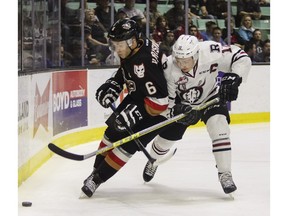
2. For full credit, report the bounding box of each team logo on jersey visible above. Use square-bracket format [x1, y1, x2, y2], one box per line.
[181, 86, 203, 104]
[134, 63, 145, 78]
[125, 80, 136, 93]
[179, 79, 205, 104]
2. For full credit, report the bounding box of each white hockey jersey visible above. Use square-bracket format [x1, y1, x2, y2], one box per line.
[163, 41, 251, 108]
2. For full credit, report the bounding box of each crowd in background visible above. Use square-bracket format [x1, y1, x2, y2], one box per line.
[19, 0, 271, 71]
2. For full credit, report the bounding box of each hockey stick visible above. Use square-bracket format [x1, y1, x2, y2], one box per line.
[48, 98, 219, 161]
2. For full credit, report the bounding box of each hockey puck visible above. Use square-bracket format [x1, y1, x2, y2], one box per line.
[22, 201, 32, 207]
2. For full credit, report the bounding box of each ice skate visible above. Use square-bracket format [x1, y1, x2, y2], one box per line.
[143, 161, 158, 182]
[83, 168, 96, 184]
[218, 171, 237, 196]
[81, 173, 103, 198]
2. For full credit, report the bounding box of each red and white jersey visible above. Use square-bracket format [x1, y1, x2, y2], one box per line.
[163, 41, 251, 108]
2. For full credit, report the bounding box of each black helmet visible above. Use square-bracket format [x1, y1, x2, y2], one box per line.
[108, 18, 140, 41]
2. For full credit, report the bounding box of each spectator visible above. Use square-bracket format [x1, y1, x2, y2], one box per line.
[84, 26, 111, 65]
[152, 16, 169, 43]
[199, 1, 214, 19]
[83, 19, 111, 66]
[46, 43, 66, 68]
[83, 9, 111, 66]
[244, 40, 257, 62]
[199, 0, 224, 19]
[221, 17, 243, 48]
[254, 39, 270, 62]
[61, 0, 87, 25]
[212, 26, 226, 45]
[211, 0, 230, 19]
[200, 20, 217, 41]
[237, 15, 255, 44]
[69, 38, 109, 66]
[117, 0, 146, 25]
[173, 12, 196, 40]
[259, 0, 270, 6]
[189, 24, 203, 41]
[61, 0, 88, 50]
[144, 0, 162, 33]
[94, 0, 117, 32]
[250, 29, 264, 55]
[131, 15, 146, 37]
[164, 0, 196, 31]
[86, 44, 103, 66]
[159, 30, 175, 56]
[85, 9, 107, 44]
[69, 39, 89, 66]
[189, 0, 200, 16]
[236, 0, 261, 27]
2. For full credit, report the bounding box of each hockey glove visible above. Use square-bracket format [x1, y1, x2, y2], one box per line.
[219, 73, 242, 102]
[171, 104, 200, 126]
[95, 78, 122, 108]
[114, 104, 144, 131]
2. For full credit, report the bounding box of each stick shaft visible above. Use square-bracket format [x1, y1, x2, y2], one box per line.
[48, 98, 219, 161]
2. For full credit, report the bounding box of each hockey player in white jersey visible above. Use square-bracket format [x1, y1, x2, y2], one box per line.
[142, 35, 251, 195]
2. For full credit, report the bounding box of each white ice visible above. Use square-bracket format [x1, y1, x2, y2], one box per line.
[18, 123, 270, 216]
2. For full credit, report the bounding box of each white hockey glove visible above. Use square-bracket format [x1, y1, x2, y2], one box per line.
[95, 78, 122, 108]
[114, 104, 144, 131]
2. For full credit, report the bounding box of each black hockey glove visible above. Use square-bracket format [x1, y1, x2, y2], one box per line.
[219, 73, 242, 102]
[114, 104, 144, 131]
[171, 104, 200, 126]
[95, 78, 122, 108]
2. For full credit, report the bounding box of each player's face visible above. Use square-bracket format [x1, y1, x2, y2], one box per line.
[175, 57, 195, 73]
[109, 39, 134, 59]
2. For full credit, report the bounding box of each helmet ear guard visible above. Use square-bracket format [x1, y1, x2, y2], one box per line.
[172, 35, 199, 59]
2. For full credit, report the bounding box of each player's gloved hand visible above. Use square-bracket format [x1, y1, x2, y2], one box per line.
[114, 104, 144, 131]
[95, 78, 122, 108]
[171, 103, 200, 126]
[219, 73, 242, 102]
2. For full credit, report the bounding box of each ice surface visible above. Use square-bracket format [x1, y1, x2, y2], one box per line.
[18, 123, 270, 216]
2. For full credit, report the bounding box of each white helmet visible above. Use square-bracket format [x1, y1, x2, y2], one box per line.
[172, 35, 199, 59]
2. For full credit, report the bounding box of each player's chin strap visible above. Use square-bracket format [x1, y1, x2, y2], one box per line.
[125, 38, 141, 58]
[48, 98, 219, 162]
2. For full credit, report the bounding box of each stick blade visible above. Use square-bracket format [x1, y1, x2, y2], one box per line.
[48, 143, 84, 161]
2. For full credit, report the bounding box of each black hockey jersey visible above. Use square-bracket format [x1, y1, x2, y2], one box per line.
[112, 38, 169, 112]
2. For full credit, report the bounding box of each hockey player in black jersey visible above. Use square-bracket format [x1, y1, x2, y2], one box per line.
[142, 35, 252, 196]
[81, 18, 170, 197]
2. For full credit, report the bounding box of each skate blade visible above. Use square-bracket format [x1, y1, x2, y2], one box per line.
[79, 191, 89, 199]
[228, 192, 235, 200]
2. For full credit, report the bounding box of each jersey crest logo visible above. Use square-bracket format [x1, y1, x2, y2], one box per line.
[181, 86, 203, 104]
[179, 79, 206, 104]
[134, 63, 145, 78]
